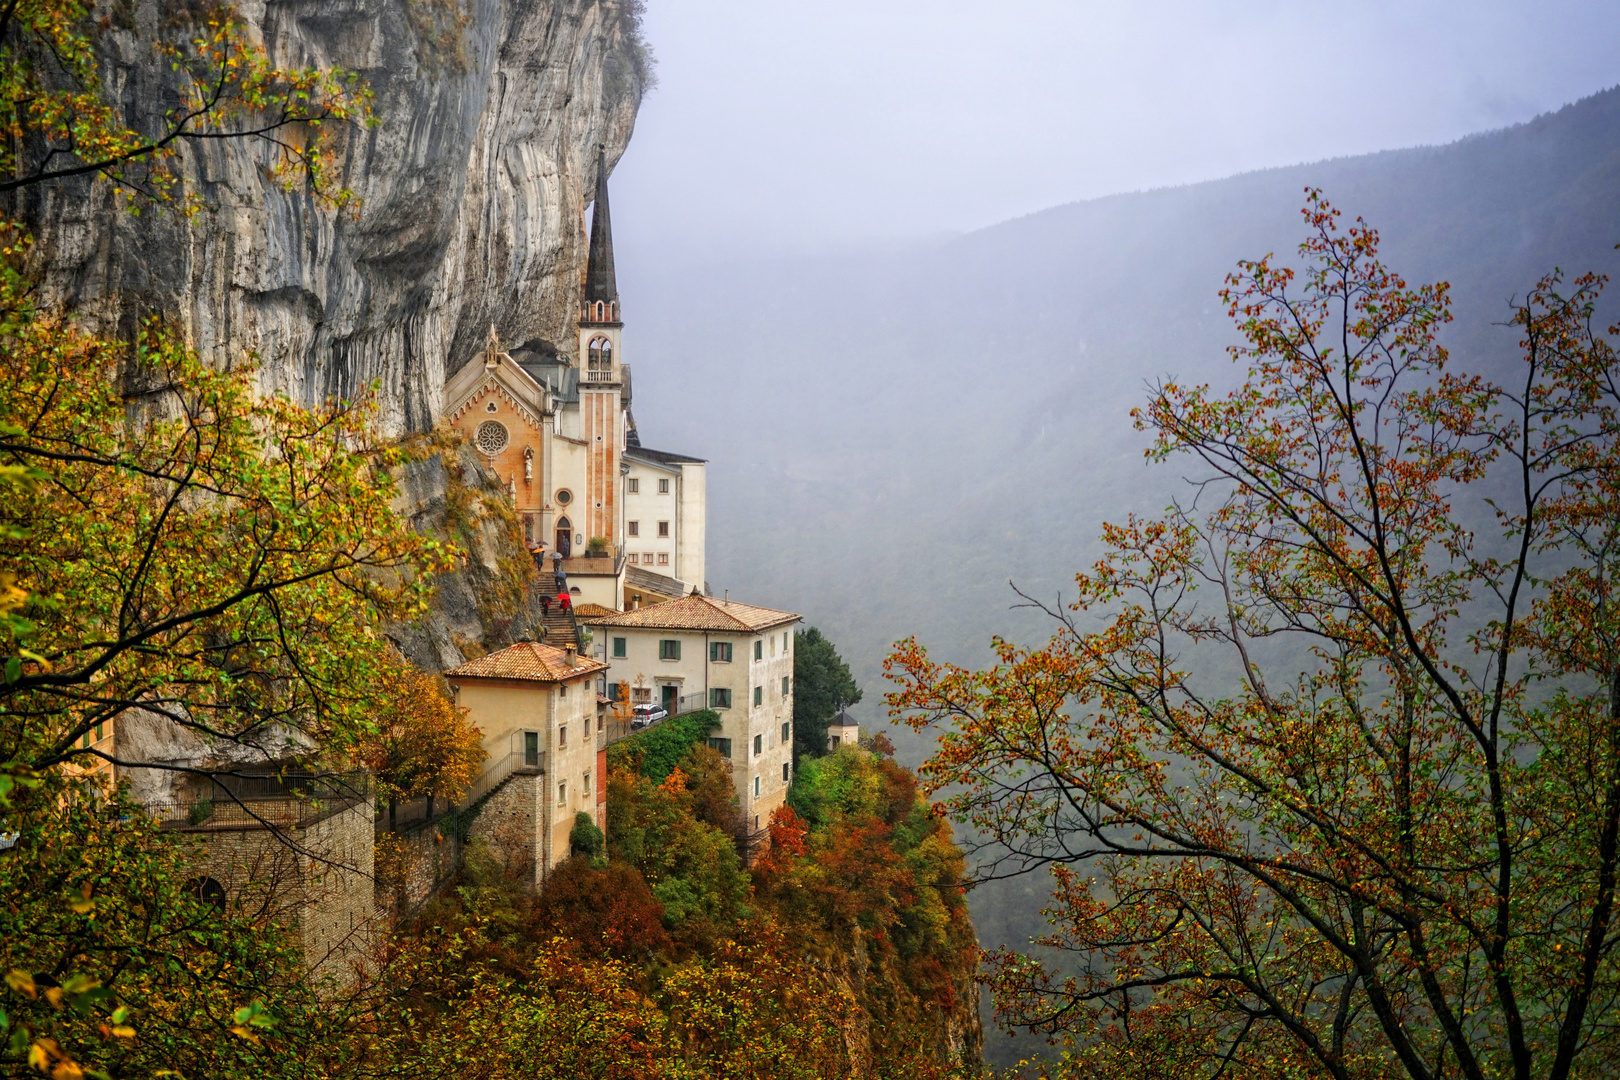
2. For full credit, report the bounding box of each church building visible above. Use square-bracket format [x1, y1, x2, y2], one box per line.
[443, 146, 707, 604]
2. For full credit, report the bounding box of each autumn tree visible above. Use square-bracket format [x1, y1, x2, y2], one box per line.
[361, 656, 484, 825]
[889, 191, 1620, 1080]
[793, 626, 862, 761]
[0, 1, 371, 206]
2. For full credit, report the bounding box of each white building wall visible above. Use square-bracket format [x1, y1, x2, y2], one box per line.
[677, 463, 706, 589]
[623, 460, 680, 573]
[597, 622, 796, 831]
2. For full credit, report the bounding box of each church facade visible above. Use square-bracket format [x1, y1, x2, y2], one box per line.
[442, 147, 707, 600]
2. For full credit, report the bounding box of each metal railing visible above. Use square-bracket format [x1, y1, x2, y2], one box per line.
[598, 717, 633, 751]
[144, 773, 370, 831]
[461, 749, 547, 809]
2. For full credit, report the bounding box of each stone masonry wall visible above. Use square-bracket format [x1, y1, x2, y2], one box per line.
[180, 799, 377, 988]
[466, 771, 548, 889]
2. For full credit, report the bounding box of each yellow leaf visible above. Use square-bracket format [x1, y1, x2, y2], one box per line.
[4, 969, 35, 999]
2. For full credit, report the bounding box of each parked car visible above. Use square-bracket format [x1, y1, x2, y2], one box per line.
[631, 703, 668, 729]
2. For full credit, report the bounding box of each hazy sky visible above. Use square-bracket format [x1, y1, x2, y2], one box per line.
[613, 0, 1620, 258]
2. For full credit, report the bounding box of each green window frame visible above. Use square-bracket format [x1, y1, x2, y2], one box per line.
[711, 641, 732, 662]
[710, 687, 732, 709]
[659, 639, 681, 661]
[612, 636, 627, 658]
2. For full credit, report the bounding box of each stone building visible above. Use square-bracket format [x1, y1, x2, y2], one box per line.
[827, 711, 861, 752]
[584, 594, 800, 839]
[444, 640, 609, 886]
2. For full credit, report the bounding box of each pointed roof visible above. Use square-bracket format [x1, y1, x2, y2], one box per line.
[584, 145, 618, 305]
[587, 593, 800, 634]
[445, 641, 606, 683]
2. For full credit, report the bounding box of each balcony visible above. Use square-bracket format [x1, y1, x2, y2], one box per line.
[145, 772, 370, 832]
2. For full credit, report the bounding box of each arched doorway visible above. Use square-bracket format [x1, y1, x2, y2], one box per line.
[555, 517, 572, 557]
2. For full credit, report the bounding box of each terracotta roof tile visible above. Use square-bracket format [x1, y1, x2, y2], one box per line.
[587, 593, 800, 634]
[445, 641, 606, 683]
[572, 602, 617, 619]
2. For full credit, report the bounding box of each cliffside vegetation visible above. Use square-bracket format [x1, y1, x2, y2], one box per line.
[360, 709, 981, 1079]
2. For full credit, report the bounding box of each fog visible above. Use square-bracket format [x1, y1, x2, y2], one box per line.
[616, 0, 1620, 258]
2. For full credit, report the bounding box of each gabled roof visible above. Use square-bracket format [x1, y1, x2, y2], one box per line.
[444, 343, 552, 427]
[445, 641, 606, 683]
[588, 593, 800, 634]
[572, 602, 617, 619]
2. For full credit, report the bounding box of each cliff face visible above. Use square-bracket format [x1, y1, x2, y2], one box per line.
[20, 0, 646, 437]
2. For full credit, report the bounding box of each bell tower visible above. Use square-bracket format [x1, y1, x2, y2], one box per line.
[578, 144, 624, 549]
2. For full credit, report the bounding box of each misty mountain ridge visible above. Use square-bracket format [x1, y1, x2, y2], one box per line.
[622, 83, 1620, 703]
[615, 83, 1620, 1066]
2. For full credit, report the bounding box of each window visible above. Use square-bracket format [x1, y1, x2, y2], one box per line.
[524, 731, 539, 766]
[658, 478, 670, 494]
[754, 640, 763, 661]
[782, 722, 790, 743]
[583, 771, 592, 797]
[782, 762, 790, 783]
[754, 776, 761, 797]
[474, 420, 509, 455]
[708, 737, 732, 758]
[711, 641, 733, 662]
[555, 489, 573, 505]
[784, 632, 791, 651]
[628, 520, 640, 536]
[559, 725, 567, 748]
[558, 782, 567, 805]
[559, 683, 567, 698]
[659, 639, 681, 661]
[588, 336, 613, 378]
[753, 734, 763, 756]
[658, 521, 670, 537]
[781, 676, 790, 696]
[658, 553, 669, 565]
[753, 686, 763, 707]
[632, 686, 652, 704]
[628, 478, 639, 493]
[613, 637, 627, 659]
[710, 688, 732, 709]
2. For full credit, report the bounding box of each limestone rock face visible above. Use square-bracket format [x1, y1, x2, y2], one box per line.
[19, 0, 645, 438]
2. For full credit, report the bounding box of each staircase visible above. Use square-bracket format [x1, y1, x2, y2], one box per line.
[538, 601, 580, 650]
[533, 553, 580, 649]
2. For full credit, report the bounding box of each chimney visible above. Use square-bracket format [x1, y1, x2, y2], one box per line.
[565, 644, 578, 666]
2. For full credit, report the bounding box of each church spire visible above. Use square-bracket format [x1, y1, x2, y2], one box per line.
[583, 144, 618, 314]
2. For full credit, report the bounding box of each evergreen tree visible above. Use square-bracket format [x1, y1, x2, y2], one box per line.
[791, 627, 861, 761]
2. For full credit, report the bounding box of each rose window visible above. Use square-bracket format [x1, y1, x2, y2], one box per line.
[475, 420, 509, 455]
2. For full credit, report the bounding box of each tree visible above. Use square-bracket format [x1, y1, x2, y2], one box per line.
[0, 782, 356, 1080]
[0, 2, 371, 206]
[360, 656, 485, 825]
[0, 286, 451, 784]
[888, 191, 1620, 1080]
[793, 626, 862, 761]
